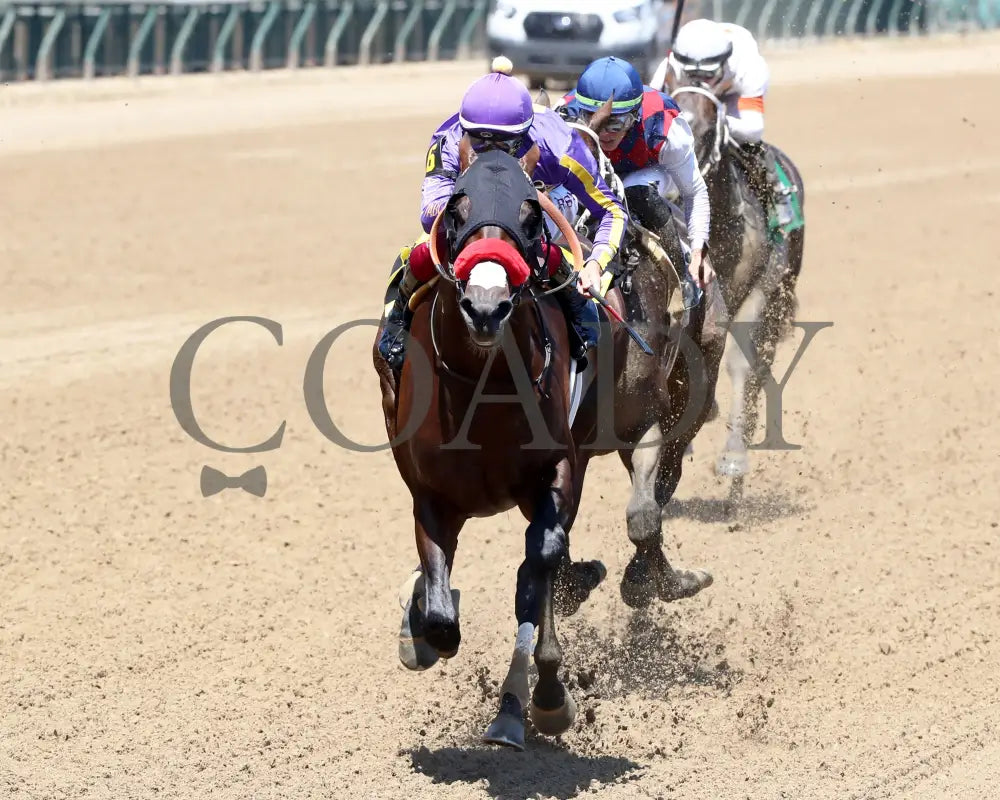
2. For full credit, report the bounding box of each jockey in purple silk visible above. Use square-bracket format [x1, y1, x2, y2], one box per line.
[377, 60, 629, 372]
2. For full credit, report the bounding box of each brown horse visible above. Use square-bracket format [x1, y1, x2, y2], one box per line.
[668, 81, 806, 504]
[541, 92, 719, 609]
[373, 147, 608, 750]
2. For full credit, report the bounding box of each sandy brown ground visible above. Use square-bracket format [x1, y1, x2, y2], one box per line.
[2, 34, 1000, 800]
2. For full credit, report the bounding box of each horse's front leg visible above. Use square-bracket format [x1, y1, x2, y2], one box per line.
[619, 425, 713, 608]
[528, 458, 577, 736]
[482, 559, 540, 750]
[408, 495, 464, 660]
[718, 287, 766, 493]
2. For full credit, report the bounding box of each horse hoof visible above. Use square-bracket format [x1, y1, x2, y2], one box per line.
[483, 694, 526, 751]
[555, 559, 607, 616]
[424, 608, 461, 659]
[397, 567, 423, 610]
[716, 450, 749, 478]
[620, 559, 656, 609]
[530, 690, 577, 736]
[659, 568, 714, 603]
[398, 597, 440, 672]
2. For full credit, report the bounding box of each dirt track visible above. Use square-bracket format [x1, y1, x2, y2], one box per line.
[3, 34, 1000, 800]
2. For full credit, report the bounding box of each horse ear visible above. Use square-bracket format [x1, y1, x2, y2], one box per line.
[534, 88, 551, 108]
[454, 194, 472, 224]
[458, 136, 475, 173]
[665, 68, 678, 94]
[518, 199, 543, 241]
[589, 94, 615, 135]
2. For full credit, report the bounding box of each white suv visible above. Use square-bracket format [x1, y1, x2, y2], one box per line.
[486, 0, 672, 88]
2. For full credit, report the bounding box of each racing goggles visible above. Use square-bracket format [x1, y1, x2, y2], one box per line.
[673, 47, 732, 85]
[465, 129, 525, 155]
[578, 109, 638, 134]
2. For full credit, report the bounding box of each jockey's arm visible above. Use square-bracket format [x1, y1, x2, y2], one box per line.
[556, 138, 628, 272]
[419, 132, 460, 232]
[725, 53, 769, 144]
[657, 116, 710, 252]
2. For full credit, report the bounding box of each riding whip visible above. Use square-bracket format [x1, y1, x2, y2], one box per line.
[669, 0, 687, 50]
[580, 276, 655, 356]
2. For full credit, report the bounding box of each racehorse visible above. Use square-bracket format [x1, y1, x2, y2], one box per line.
[373, 147, 609, 750]
[539, 91, 719, 610]
[668, 81, 806, 504]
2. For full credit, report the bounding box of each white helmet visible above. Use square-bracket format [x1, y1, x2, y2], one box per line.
[671, 19, 733, 83]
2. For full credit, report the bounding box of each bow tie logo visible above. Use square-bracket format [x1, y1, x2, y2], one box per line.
[200, 465, 268, 498]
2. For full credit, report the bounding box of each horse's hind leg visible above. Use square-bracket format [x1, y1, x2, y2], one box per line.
[527, 461, 577, 737]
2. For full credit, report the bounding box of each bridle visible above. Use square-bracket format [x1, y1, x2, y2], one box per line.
[671, 84, 730, 177]
[420, 182, 585, 393]
[564, 119, 632, 251]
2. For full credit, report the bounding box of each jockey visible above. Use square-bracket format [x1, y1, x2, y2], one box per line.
[377, 59, 629, 372]
[560, 56, 713, 291]
[649, 19, 794, 227]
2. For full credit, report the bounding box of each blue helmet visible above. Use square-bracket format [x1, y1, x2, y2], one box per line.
[570, 56, 644, 116]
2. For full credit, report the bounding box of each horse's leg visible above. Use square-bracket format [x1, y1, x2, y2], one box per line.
[482, 559, 539, 751]
[528, 459, 577, 736]
[397, 566, 444, 671]
[620, 425, 714, 607]
[717, 287, 766, 486]
[552, 451, 606, 617]
[412, 495, 464, 659]
[739, 259, 799, 474]
[619, 424, 664, 608]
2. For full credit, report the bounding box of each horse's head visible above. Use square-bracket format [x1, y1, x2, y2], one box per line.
[671, 83, 727, 175]
[442, 149, 546, 349]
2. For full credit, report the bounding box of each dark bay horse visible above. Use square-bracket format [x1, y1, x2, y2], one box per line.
[373, 148, 608, 750]
[669, 82, 806, 504]
[540, 92, 718, 609]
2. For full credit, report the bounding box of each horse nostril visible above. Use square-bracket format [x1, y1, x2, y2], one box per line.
[460, 296, 477, 318]
[494, 300, 514, 322]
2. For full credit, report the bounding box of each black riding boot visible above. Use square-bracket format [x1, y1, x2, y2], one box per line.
[550, 259, 600, 368]
[624, 183, 686, 268]
[377, 260, 422, 370]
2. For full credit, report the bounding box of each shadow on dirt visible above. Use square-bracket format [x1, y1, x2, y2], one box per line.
[407, 742, 641, 799]
[664, 488, 810, 526]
